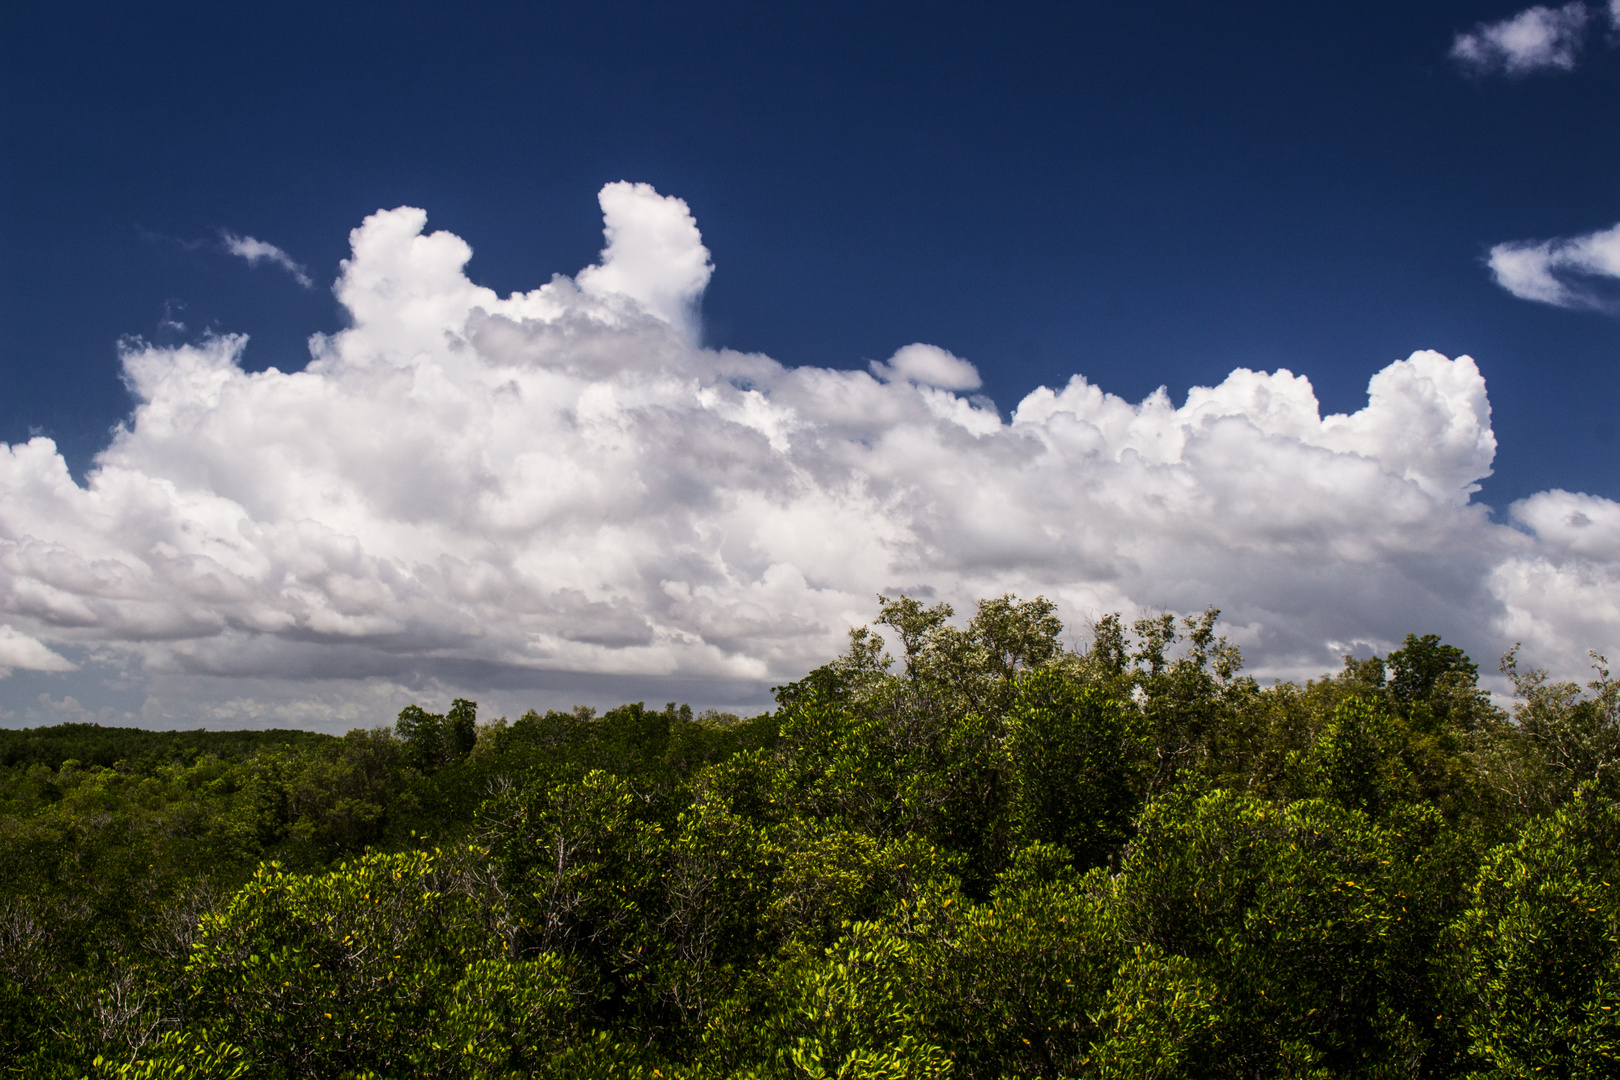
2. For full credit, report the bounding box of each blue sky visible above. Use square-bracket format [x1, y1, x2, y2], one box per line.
[2, 2, 1618, 726]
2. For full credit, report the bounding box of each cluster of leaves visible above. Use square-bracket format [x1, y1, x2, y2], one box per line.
[2, 595, 1618, 1078]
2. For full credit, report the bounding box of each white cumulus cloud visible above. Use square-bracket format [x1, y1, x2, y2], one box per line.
[1487, 220, 1620, 309]
[222, 232, 314, 288]
[1452, 3, 1591, 75]
[2, 181, 1618, 726]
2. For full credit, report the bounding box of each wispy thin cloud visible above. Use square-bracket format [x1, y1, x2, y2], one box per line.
[221, 232, 314, 288]
[1451, 3, 1592, 75]
[1488, 220, 1620, 310]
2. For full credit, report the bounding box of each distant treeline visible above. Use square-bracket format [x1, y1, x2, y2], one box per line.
[0, 596, 1616, 1078]
[0, 724, 333, 772]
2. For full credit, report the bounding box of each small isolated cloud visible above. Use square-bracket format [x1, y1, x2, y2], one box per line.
[222, 232, 314, 288]
[870, 343, 982, 390]
[1487, 220, 1620, 309]
[2, 181, 1618, 725]
[1452, 3, 1591, 75]
[0, 625, 76, 678]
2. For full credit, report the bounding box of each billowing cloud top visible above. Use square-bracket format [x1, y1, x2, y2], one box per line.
[576, 181, 713, 336]
[2, 182, 1617, 725]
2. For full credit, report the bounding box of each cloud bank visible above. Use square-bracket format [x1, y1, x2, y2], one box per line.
[3, 183, 1618, 727]
[1488, 219, 1620, 309]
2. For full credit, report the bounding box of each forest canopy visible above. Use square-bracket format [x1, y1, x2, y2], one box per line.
[1, 596, 1617, 1079]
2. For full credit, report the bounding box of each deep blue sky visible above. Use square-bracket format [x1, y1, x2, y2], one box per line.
[3, 0, 1616, 506]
